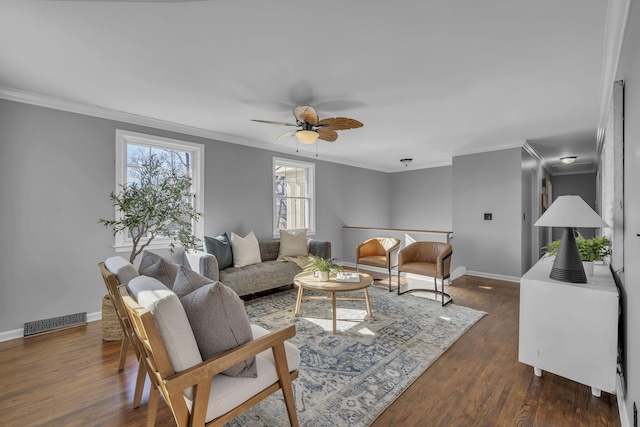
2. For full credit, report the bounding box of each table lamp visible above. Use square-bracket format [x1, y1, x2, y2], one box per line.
[534, 195, 609, 283]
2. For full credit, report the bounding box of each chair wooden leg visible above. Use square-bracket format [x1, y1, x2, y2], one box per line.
[133, 356, 147, 408]
[273, 343, 299, 427]
[146, 385, 159, 427]
[388, 267, 393, 292]
[118, 335, 130, 371]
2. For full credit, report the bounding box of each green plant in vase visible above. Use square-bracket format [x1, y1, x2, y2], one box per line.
[303, 255, 344, 281]
[542, 232, 611, 276]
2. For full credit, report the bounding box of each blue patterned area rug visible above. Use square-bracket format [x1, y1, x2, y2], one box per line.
[228, 286, 486, 427]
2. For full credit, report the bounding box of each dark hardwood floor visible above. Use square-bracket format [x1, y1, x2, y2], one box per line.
[0, 273, 620, 427]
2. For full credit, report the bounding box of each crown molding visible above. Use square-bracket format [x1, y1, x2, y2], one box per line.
[0, 86, 541, 174]
[450, 141, 524, 158]
[522, 141, 554, 176]
[596, 0, 632, 145]
[0, 86, 386, 171]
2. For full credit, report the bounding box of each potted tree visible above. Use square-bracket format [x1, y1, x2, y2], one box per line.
[542, 233, 612, 276]
[303, 255, 344, 281]
[98, 154, 202, 340]
[99, 154, 202, 263]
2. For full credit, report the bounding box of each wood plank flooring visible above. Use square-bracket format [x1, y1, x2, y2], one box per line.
[0, 274, 620, 427]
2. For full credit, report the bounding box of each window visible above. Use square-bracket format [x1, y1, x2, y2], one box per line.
[114, 130, 204, 251]
[273, 157, 315, 237]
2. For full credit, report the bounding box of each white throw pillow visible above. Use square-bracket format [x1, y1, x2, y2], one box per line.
[230, 231, 261, 268]
[278, 229, 309, 257]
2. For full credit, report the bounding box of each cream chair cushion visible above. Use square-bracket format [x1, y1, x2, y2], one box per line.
[104, 256, 139, 285]
[127, 275, 203, 374]
[183, 324, 300, 423]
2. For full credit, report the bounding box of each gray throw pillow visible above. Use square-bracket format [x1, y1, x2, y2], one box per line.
[204, 233, 233, 270]
[180, 283, 257, 378]
[138, 251, 179, 289]
[173, 265, 214, 298]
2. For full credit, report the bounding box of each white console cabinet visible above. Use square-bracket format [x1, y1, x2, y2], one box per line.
[518, 256, 619, 397]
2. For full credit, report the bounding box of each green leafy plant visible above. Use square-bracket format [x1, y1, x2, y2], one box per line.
[99, 155, 202, 263]
[303, 255, 344, 274]
[542, 233, 612, 262]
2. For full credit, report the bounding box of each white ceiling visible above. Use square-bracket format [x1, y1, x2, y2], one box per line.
[0, 0, 608, 172]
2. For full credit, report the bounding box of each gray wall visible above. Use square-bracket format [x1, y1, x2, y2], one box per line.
[614, 1, 640, 424]
[0, 98, 542, 336]
[550, 172, 597, 239]
[389, 166, 452, 231]
[0, 99, 388, 333]
[452, 148, 523, 278]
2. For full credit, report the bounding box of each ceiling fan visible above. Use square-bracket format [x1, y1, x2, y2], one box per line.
[251, 106, 363, 144]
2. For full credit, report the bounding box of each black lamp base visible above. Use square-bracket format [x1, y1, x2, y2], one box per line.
[549, 227, 587, 283]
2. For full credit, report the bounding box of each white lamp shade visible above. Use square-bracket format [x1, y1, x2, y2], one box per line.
[296, 130, 319, 144]
[534, 195, 609, 228]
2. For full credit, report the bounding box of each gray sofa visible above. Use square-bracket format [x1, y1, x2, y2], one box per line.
[184, 239, 331, 297]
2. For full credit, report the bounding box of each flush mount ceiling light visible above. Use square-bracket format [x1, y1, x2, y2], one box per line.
[560, 156, 577, 164]
[400, 158, 413, 167]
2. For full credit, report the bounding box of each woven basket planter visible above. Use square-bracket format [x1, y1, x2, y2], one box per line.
[101, 294, 123, 341]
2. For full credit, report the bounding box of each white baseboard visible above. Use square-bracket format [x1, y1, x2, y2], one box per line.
[465, 270, 520, 283]
[0, 329, 23, 342]
[340, 263, 515, 284]
[0, 311, 102, 343]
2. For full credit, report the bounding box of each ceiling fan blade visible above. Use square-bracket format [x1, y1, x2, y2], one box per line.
[293, 106, 318, 125]
[251, 119, 298, 126]
[317, 128, 338, 142]
[316, 117, 364, 131]
[277, 130, 298, 139]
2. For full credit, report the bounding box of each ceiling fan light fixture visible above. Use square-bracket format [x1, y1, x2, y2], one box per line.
[560, 156, 577, 164]
[296, 130, 319, 144]
[400, 158, 413, 167]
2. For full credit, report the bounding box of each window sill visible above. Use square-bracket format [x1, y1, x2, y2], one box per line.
[271, 230, 316, 239]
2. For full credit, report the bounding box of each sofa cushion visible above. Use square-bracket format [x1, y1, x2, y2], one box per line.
[172, 265, 214, 298]
[278, 229, 309, 257]
[219, 260, 302, 297]
[203, 233, 233, 270]
[104, 256, 139, 285]
[184, 324, 300, 423]
[230, 231, 261, 268]
[138, 251, 179, 289]
[180, 282, 257, 378]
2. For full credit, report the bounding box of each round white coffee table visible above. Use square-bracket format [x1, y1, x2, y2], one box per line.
[293, 271, 374, 334]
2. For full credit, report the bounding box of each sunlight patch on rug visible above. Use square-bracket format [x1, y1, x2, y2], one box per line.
[227, 286, 486, 427]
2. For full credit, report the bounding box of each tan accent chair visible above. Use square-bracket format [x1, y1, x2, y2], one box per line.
[98, 262, 147, 409]
[397, 241, 453, 306]
[356, 237, 401, 291]
[119, 286, 300, 427]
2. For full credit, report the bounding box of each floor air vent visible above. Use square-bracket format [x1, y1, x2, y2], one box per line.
[24, 312, 87, 336]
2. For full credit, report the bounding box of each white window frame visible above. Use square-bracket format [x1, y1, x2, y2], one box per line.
[114, 129, 204, 252]
[272, 157, 316, 238]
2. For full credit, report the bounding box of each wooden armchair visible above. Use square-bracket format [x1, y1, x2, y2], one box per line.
[98, 261, 147, 408]
[120, 286, 300, 426]
[356, 237, 401, 291]
[397, 241, 453, 306]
